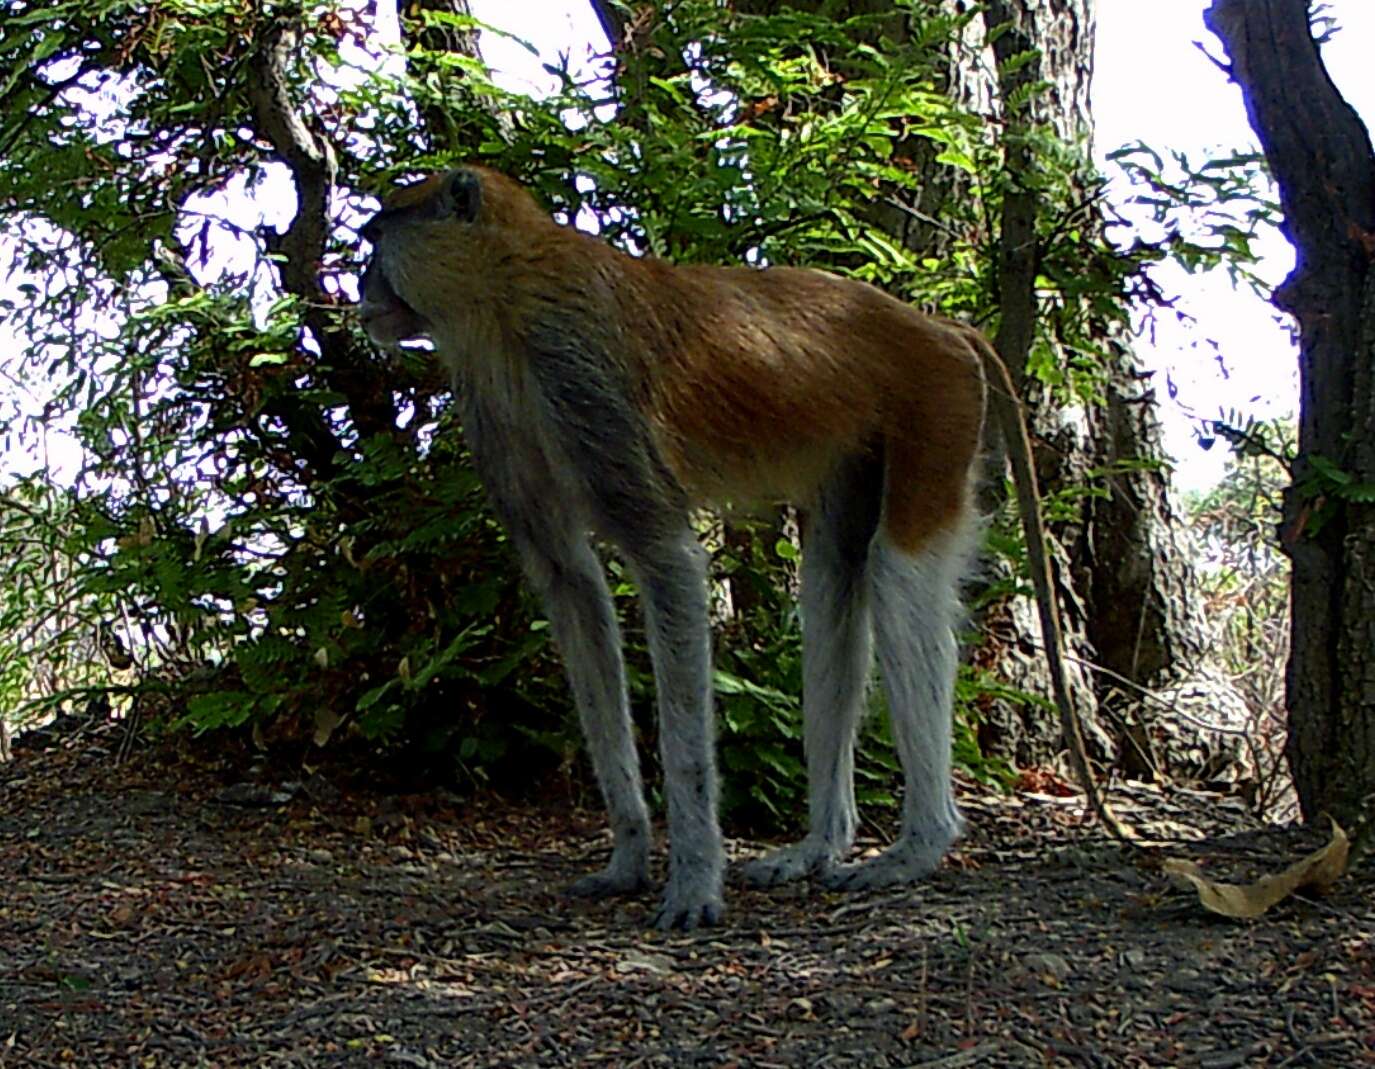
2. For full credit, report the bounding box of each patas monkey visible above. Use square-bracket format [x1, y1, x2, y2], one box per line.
[359, 166, 1083, 930]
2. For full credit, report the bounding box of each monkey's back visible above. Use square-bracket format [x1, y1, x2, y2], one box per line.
[606, 255, 985, 545]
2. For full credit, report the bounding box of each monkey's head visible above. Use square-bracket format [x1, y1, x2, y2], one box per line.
[357, 166, 549, 347]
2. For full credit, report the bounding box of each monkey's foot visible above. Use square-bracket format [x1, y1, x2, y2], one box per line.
[822, 833, 952, 891]
[737, 838, 840, 888]
[650, 879, 725, 931]
[567, 850, 651, 899]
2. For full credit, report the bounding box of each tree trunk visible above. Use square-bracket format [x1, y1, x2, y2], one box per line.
[974, 0, 1231, 772]
[969, 0, 1100, 765]
[1206, 0, 1375, 826]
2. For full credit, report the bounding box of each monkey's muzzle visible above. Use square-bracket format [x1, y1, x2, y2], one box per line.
[359, 263, 431, 345]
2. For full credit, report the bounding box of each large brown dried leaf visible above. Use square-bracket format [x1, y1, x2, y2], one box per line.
[1164, 818, 1349, 920]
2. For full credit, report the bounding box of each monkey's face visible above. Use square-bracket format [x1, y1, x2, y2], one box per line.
[357, 170, 485, 347]
[358, 259, 429, 345]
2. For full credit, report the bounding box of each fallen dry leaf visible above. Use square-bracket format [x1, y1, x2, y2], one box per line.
[1164, 817, 1350, 919]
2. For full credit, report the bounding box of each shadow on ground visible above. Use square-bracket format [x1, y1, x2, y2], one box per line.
[2, 731, 1372, 1067]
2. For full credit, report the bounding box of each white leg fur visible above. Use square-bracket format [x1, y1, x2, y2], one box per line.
[740, 491, 875, 886]
[826, 529, 968, 889]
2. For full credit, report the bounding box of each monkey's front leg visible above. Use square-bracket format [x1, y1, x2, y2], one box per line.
[633, 536, 725, 930]
[464, 414, 653, 900]
[508, 527, 654, 897]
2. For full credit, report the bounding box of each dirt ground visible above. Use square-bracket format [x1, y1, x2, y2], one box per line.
[2, 727, 1372, 1068]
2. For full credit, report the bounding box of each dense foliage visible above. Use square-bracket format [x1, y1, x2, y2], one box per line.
[0, 0, 1163, 824]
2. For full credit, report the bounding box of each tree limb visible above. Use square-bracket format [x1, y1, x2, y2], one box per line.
[248, 22, 336, 301]
[248, 18, 399, 441]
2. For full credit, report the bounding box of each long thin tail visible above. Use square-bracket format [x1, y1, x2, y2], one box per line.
[971, 329, 1136, 844]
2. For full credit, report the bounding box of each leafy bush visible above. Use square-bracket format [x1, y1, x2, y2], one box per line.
[0, 0, 1119, 824]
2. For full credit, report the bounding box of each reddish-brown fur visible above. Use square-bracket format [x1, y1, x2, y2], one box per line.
[360, 166, 1117, 927]
[380, 167, 986, 554]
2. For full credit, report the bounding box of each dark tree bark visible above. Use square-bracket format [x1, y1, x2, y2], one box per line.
[588, 0, 625, 47]
[1206, 0, 1375, 826]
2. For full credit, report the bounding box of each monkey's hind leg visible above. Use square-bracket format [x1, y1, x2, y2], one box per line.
[513, 528, 653, 899]
[825, 529, 968, 890]
[740, 455, 882, 888]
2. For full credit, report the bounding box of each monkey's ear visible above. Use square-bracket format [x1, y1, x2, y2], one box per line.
[442, 170, 482, 224]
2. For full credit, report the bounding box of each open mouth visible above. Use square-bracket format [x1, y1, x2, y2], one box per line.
[359, 261, 431, 344]
[360, 296, 430, 344]
[363, 302, 426, 339]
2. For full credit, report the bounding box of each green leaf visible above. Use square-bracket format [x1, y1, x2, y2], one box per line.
[1309, 454, 1353, 485]
[356, 679, 397, 713]
[186, 691, 256, 730]
[935, 147, 976, 174]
